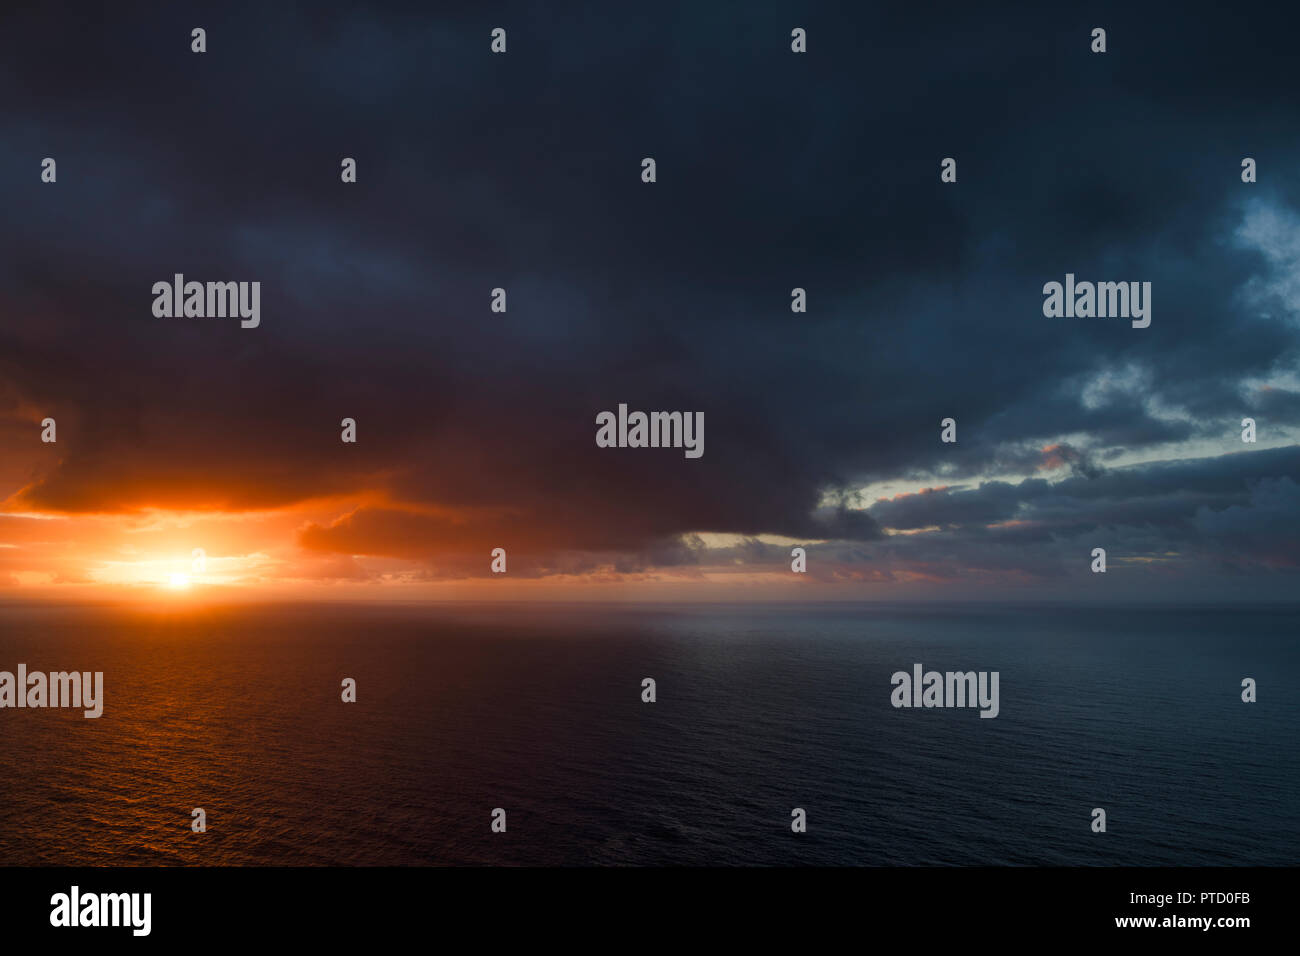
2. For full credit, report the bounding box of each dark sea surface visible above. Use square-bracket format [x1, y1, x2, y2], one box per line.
[0, 601, 1295, 866]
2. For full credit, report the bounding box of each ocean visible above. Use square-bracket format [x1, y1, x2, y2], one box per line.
[0, 601, 1295, 866]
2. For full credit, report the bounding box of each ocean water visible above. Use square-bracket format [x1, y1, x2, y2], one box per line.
[0, 601, 1295, 866]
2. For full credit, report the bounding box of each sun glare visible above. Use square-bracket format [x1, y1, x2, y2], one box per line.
[167, 573, 191, 590]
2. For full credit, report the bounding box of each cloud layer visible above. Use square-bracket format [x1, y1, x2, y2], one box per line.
[0, 1, 1297, 597]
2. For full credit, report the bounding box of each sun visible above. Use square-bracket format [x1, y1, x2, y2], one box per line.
[167, 573, 191, 590]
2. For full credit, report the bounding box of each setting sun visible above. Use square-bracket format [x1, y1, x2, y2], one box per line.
[167, 573, 191, 590]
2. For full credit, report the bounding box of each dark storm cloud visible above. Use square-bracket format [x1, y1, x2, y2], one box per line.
[792, 447, 1300, 593]
[870, 445, 1300, 537]
[0, 1, 1297, 589]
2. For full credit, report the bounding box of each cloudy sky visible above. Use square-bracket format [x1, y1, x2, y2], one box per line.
[0, 1, 1297, 601]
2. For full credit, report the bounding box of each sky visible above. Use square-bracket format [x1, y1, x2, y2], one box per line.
[0, 1, 1297, 602]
